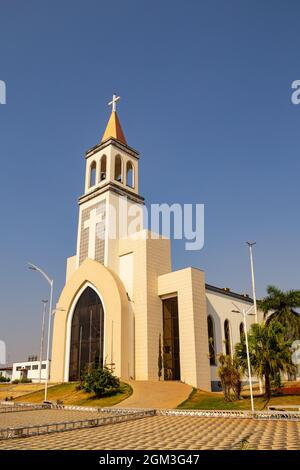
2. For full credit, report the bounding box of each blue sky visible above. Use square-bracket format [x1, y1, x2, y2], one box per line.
[0, 0, 299, 362]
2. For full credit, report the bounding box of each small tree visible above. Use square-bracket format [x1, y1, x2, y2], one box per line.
[217, 354, 241, 401]
[82, 365, 120, 398]
[158, 334, 163, 380]
[235, 322, 296, 399]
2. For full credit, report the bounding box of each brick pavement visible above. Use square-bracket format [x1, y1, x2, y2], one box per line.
[0, 414, 299, 450]
[0, 409, 113, 429]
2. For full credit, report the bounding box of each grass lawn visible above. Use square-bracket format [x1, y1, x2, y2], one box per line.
[178, 387, 300, 411]
[13, 381, 132, 407]
[0, 383, 47, 401]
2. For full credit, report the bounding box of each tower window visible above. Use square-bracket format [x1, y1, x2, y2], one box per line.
[100, 155, 107, 182]
[89, 161, 96, 187]
[126, 161, 134, 188]
[115, 155, 122, 183]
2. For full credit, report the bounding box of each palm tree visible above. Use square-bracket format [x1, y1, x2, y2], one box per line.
[235, 322, 296, 399]
[258, 285, 300, 339]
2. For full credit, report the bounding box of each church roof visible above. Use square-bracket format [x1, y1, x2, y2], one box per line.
[101, 110, 127, 145]
[205, 283, 253, 303]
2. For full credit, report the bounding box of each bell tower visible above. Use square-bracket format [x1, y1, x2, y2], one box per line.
[76, 95, 144, 273]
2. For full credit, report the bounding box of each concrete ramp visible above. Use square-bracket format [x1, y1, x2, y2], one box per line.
[116, 381, 193, 409]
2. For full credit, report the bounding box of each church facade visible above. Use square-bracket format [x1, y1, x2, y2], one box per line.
[51, 97, 256, 391]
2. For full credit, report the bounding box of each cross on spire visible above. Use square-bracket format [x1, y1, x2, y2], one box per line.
[108, 93, 120, 112]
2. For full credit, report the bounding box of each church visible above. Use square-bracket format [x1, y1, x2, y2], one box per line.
[51, 95, 256, 391]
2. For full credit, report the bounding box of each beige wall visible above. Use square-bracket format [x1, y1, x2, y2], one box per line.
[158, 268, 211, 391]
[119, 231, 172, 381]
[66, 256, 76, 281]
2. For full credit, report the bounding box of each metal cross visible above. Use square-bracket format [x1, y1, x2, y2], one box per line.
[108, 93, 120, 112]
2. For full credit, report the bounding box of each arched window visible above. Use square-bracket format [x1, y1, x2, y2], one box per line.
[239, 322, 245, 341]
[207, 315, 216, 365]
[126, 161, 134, 188]
[69, 286, 104, 381]
[114, 155, 122, 183]
[224, 319, 232, 356]
[89, 161, 96, 187]
[100, 155, 107, 182]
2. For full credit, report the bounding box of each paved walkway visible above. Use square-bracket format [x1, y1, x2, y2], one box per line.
[0, 415, 299, 450]
[115, 380, 192, 409]
[0, 409, 113, 429]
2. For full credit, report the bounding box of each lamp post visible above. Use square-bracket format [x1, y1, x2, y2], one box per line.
[246, 241, 263, 393]
[232, 302, 255, 413]
[28, 263, 53, 401]
[38, 300, 48, 383]
[246, 241, 258, 323]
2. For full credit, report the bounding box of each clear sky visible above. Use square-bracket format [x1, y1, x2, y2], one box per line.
[0, 0, 299, 363]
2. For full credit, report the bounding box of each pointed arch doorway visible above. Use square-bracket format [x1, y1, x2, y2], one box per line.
[68, 286, 104, 381]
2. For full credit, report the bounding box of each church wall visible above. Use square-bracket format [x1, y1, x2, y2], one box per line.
[205, 290, 256, 388]
[105, 191, 144, 275]
[66, 256, 76, 281]
[145, 235, 172, 380]
[76, 192, 108, 269]
[118, 232, 172, 381]
[119, 252, 134, 300]
[158, 268, 211, 391]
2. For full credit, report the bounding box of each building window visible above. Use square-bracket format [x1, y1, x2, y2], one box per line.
[239, 322, 245, 341]
[25, 365, 31, 370]
[32, 365, 39, 370]
[89, 161, 96, 187]
[41, 364, 46, 369]
[114, 155, 122, 183]
[207, 315, 216, 365]
[69, 287, 104, 382]
[16, 366, 22, 371]
[126, 161, 134, 188]
[224, 319, 232, 356]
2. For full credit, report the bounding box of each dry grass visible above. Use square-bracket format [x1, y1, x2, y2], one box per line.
[0, 383, 49, 401]
[12, 382, 132, 407]
[178, 386, 300, 410]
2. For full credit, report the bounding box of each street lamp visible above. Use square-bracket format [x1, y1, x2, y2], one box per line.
[38, 300, 48, 383]
[28, 263, 53, 402]
[246, 241, 258, 323]
[232, 302, 255, 413]
[246, 241, 263, 393]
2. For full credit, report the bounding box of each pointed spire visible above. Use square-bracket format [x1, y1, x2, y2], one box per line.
[101, 94, 127, 144]
[101, 110, 127, 144]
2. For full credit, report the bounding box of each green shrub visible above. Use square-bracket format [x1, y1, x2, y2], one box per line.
[82, 365, 120, 398]
[0, 376, 10, 383]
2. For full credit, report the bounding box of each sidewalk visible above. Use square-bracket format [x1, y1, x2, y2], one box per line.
[115, 380, 192, 409]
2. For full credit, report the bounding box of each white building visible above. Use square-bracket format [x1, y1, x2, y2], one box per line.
[12, 360, 50, 383]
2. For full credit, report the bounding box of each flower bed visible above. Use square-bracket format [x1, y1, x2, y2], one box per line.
[278, 387, 300, 395]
